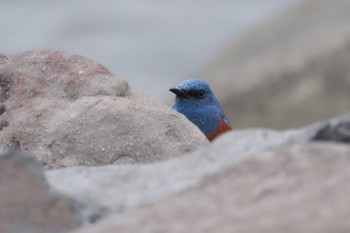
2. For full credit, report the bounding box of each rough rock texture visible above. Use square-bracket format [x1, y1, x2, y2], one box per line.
[46, 125, 315, 213]
[0, 148, 81, 233]
[312, 112, 350, 143]
[0, 50, 208, 169]
[200, 0, 350, 129]
[47, 112, 350, 216]
[71, 143, 350, 233]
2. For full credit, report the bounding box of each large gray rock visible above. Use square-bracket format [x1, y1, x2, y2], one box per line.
[71, 143, 350, 233]
[47, 112, 350, 215]
[0, 148, 81, 233]
[0, 50, 208, 169]
[46, 120, 319, 212]
[200, 0, 350, 129]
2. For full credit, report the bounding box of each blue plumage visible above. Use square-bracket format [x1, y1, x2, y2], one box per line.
[170, 79, 231, 140]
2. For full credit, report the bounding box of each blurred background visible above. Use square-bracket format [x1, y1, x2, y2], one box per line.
[2, 0, 350, 129]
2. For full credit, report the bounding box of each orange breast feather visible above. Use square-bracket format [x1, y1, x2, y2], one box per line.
[206, 119, 232, 141]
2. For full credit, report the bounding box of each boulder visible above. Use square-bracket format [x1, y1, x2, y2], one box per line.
[70, 143, 350, 233]
[0, 148, 81, 233]
[47, 111, 350, 215]
[45, 126, 312, 212]
[200, 0, 350, 129]
[0, 50, 208, 169]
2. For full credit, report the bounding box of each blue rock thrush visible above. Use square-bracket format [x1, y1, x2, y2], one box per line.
[170, 79, 232, 141]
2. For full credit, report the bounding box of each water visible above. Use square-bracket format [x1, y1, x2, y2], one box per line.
[0, 0, 301, 101]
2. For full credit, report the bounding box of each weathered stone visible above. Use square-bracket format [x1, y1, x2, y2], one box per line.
[47, 111, 350, 215]
[71, 143, 350, 233]
[46, 120, 318, 212]
[200, 0, 350, 129]
[0, 50, 208, 169]
[0, 148, 81, 233]
[312, 112, 350, 143]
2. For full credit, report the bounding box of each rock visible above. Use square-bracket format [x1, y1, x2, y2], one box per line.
[312, 112, 350, 143]
[0, 148, 81, 233]
[200, 0, 350, 129]
[47, 111, 350, 215]
[0, 50, 208, 169]
[70, 143, 350, 233]
[46, 118, 320, 212]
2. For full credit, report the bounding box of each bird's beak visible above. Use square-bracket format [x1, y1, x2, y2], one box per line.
[169, 88, 189, 98]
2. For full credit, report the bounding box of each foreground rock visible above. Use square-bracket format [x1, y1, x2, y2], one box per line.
[0, 148, 81, 233]
[46, 126, 313, 212]
[71, 143, 350, 233]
[47, 112, 350, 216]
[201, 0, 350, 128]
[0, 50, 207, 169]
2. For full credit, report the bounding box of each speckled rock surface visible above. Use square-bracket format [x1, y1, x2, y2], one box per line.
[46, 120, 319, 213]
[47, 112, 350, 218]
[71, 143, 350, 233]
[0, 50, 208, 169]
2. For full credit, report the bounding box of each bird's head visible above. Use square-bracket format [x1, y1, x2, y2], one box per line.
[169, 79, 219, 109]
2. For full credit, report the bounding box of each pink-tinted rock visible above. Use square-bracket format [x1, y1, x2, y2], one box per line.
[71, 143, 350, 233]
[0, 50, 208, 169]
[0, 148, 81, 233]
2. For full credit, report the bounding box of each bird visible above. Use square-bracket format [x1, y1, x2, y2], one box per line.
[169, 79, 232, 141]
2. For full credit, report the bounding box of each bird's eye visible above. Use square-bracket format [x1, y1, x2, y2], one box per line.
[197, 90, 205, 99]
